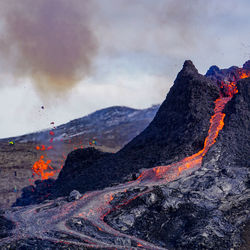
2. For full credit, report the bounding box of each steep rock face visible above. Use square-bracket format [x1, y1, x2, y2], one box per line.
[243, 60, 250, 70]
[104, 78, 250, 249]
[53, 60, 220, 196]
[55, 148, 111, 195]
[119, 60, 219, 163]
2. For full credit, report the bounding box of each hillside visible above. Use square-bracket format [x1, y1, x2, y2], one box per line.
[0, 105, 159, 208]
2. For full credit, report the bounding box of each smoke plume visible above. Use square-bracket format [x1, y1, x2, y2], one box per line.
[0, 0, 98, 95]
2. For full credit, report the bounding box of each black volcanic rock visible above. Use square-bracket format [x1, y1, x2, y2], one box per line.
[56, 148, 111, 195]
[58, 148, 109, 183]
[206, 64, 239, 83]
[52, 60, 220, 197]
[0, 238, 92, 249]
[0, 215, 15, 239]
[243, 60, 250, 70]
[206, 65, 220, 76]
[0, 104, 160, 209]
[104, 77, 250, 249]
[206, 63, 250, 87]
[13, 179, 55, 206]
[14, 148, 110, 206]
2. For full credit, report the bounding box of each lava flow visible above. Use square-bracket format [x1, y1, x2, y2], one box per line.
[32, 155, 55, 180]
[31, 127, 56, 181]
[31, 126, 86, 182]
[2, 74, 246, 249]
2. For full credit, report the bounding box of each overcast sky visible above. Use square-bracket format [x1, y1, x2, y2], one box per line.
[0, 0, 250, 138]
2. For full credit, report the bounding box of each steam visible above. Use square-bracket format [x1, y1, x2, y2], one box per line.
[0, 0, 217, 98]
[93, 0, 211, 57]
[0, 0, 98, 95]
[157, 0, 207, 43]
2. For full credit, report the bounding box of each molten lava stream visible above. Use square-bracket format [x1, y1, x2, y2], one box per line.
[68, 93, 232, 248]
[136, 96, 232, 185]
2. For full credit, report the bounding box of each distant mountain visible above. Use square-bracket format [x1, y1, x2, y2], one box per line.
[2, 105, 160, 149]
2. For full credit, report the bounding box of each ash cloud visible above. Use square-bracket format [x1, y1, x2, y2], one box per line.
[95, 0, 211, 56]
[0, 0, 98, 96]
[157, 0, 208, 42]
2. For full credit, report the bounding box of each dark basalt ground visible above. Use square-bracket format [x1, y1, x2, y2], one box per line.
[0, 238, 92, 250]
[104, 77, 250, 249]
[0, 215, 15, 239]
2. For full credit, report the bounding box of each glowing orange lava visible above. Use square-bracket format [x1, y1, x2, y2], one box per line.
[136, 72, 248, 184]
[238, 69, 250, 79]
[32, 155, 55, 180]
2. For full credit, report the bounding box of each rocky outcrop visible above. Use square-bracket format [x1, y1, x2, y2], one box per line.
[243, 60, 250, 70]
[68, 190, 82, 202]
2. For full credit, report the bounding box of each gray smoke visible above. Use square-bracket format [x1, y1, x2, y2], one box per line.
[0, 0, 98, 96]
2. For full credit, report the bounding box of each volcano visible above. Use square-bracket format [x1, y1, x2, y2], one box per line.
[1, 60, 249, 249]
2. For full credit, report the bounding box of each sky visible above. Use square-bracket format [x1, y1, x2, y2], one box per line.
[0, 0, 250, 138]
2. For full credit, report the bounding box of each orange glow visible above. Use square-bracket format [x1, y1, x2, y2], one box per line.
[136, 77, 239, 184]
[220, 81, 238, 97]
[238, 70, 250, 79]
[49, 131, 55, 136]
[32, 155, 55, 180]
[32, 126, 57, 180]
[109, 194, 114, 201]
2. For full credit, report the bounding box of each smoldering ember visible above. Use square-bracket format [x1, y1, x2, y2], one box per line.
[0, 59, 249, 249]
